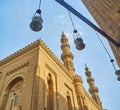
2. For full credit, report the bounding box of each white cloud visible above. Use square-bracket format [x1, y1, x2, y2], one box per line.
[54, 14, 67, 24]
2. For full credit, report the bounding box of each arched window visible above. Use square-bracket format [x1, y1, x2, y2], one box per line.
[0, 77, 23, 110]
[13, 93, 18, 107]
[67, 95, 73, 110]
[47, 74, 54, 110]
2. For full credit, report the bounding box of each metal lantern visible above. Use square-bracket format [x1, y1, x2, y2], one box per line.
[74, 38, 85, 50]
[30, 9, 43, 32]
[115, 70, 120, 81]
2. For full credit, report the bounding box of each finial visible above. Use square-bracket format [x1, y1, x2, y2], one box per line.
[85, 64, 91, 77]
[62, 31, 64, 35]
[85, 63, 88, 70]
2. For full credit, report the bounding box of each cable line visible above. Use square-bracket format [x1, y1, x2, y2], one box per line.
[95, 32, 120, 81]
[38, 0, 42, 9]
[68, 11, 76, 31]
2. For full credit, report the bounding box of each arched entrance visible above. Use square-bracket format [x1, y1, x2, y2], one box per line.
[1, 77, 23, 110]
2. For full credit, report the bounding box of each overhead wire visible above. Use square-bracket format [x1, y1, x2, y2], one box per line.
[95, 31, 118, 71]
[68, 11, 76, 30]
[38, 0, 42, 9]
[67, 1, 119, 80]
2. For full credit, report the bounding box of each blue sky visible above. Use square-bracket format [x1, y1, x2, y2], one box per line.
[0, 0, 120, 109]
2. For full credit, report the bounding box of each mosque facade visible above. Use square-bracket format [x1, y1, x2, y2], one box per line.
[0, 33, 103, 110]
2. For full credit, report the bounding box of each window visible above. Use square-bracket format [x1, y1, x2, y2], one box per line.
[47, 74, 54, 110]
[1, 77, 23, 110]
[67, 96, 73, 110]
[13, 93, 18, 106]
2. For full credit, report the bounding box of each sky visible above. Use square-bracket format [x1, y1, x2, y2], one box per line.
[0, 0, 120, 110]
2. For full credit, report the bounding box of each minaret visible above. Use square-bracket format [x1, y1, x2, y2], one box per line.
[74, 74, 88, 110]
[85, 65, 102, 110]
[60, 32, 75, 73]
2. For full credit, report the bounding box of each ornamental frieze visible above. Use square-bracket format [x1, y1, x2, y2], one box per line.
[6, 62, 29, 75]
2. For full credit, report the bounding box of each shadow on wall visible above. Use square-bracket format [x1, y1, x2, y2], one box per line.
[0, 75, 79, 110]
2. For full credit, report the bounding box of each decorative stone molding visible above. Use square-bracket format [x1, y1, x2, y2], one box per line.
[40, 40, 74, 80]
[74, 74, 83, 83]
[0, 40, 41, 66]
[84, 91, 99, 108]
[0, 39, 73, 79]
[6, 62, 29, 75]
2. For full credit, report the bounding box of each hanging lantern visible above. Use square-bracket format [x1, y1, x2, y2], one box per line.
[74, 38, 85, 50]
[30, 9, 43, 32]
[73, 30, 85, 50]
[68, 10, 85, 50]
[30, 15, 43, 32]
[115, 70, 120, 81]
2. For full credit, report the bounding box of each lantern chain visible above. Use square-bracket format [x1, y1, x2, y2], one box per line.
[95, 32, 117, 71]
[33, 0, 42, 16]
[30, 0, 43, 32]
[68, 11, 85, 50]
[68, 11, 76, 31]
[68, 11, 82, 39]
[38, 0, 42, 10]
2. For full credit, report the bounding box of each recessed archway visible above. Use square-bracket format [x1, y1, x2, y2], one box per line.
[47, 74, 54, 110]
[1, 77, 23, 110]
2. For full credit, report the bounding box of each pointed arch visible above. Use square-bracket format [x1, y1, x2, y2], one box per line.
[0, 77, 23, 110]
[47, 74, 54, 110]
[66, 91, 73, 110]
